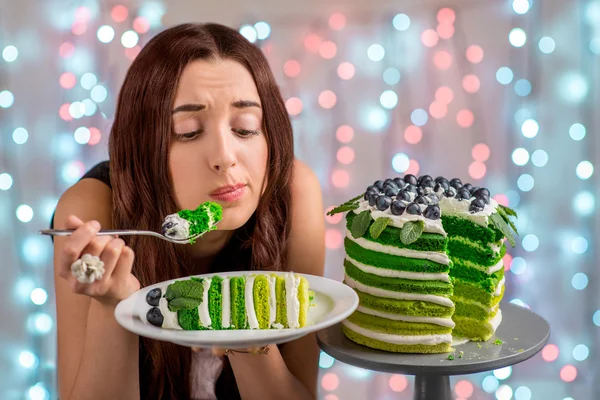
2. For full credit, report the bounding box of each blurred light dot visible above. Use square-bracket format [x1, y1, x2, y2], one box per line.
[513, 0, 530, 14]
[17, 205, 34, 223]
[283, 60, 301, 78]
[466, 45, 484, 63]
[59, 103, 72, 121]
[411, 109, 428, 126]
[88, 127, 102, 146]
[337, 62, 355, 80]
[495, 385, 513, 400]
[436, 86, 454, 104]
[13, 127, 29, 144]
[111, 5, 128, 22]
[434, 51, 452, 70]
[512, 148, 529, 166]
[325, 208, 344, 225]
[573, 191, 595, 216]
[457, 109, 474, 128]
[569, 123, 586, 141]
[593, 310, 600, 326]
[469, 161, 487, 180]
[539, 36, 556, 54]
[496, 67, 514, 85]
[463, 74, 480, 93]
[304, 34, 321, 52]
[515, 79, 532, 96]
[522, 233, 539, 251]
[509, 28, 527, 47]
[74, 127, 91, 144]
[429, 101, 447, 119]
[59, 42, 75, 58]
[506, 190, 521, 207]
[81, 73, 98, 90]
[60, 72, 76, 89]
[482, 376, 499, 393]
[22, 236, 50, 265]
[559, 72, 589, 104]
[318, 90, 337, 109]
[392, 153, 410, 173]
[361, 107, 388, 131]
[28, 382, 49, 400]
[0, 173, 13, 190]
[531, 150, 548, 167]
[321, 372, 340, 391]
[0, 90, 15, 108]
[493, 366, 512, 380]
[514, 386, 532, 400]
[573, 344, 589, 361]
[71, 22, 87, 36]
[31, 288, 48, 305]
[97, 25, 115, 43]
[133, 17, 150, 34]
[74, 6, 92, 23]
[254, 22, 271, 40]
[91, 85, 108, 102]
[590, 38, 600, 54]
[239, 25, 257, 43]
[380, 90, 398, 109]
[138, 1, 166, 28]
[61, 161, 85, 185]
[576, 161, 594, 180]
[323, 396, 338, 400]
[383, 68, 401, 85]
[82, 99, 97, 117]
[121, 30, 139, 48]
[404, 126, 422, 144]
[517, 174, 534, 192]
[496, 194, 509, 208]
[514, 108, 532, 125]
[472, 143, 490, 161]
[319, 41, 337, 59]
[455, 380, 473, 398]
[511, 257, 526, 275]
[393, 14, 410, 31]
[329, 13, 346, 30]
[571, 237, 588, 254]
[560, 365, 577, 382]
[437, 8, 455, 23]
[337, 146, 355, 164]
[367, 44, 385, 61]
[19, 351, 38, 369]
[319, 351, 335, 368]
[406, 159, 420, 175]
[437, 23, 455, 39]
[331, 170, 349, 188]
[2, 45, 18, 62]
[32, 313, 53, 335]
[69, 102, 85, 119]
[336, 125, 354, 143]
[572, 273, 588, 290]
[421, 29, 439, 47]
[389, 375, 408, 392]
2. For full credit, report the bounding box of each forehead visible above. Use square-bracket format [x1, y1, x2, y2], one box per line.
[174, 58, 260, 105]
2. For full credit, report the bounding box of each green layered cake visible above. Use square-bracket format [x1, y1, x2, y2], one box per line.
[144, 272, 311, 330]
[161, 201, 223, 243]
[328, 174, 518, 353]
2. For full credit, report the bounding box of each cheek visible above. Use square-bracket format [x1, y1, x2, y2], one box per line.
[168, 146, 207, 209]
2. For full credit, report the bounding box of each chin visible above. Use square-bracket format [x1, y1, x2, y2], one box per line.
[218, 206, 254, 231]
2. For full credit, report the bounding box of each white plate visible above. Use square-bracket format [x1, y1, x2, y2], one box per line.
[115, 271, 359, 349]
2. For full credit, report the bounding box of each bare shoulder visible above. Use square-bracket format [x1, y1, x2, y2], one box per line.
[53, 178, 113, 229]
[286, 159, 325, 276]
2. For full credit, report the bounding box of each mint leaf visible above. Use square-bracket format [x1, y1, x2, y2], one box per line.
[350, 210, 372, 238]
[496, 207, 519, 236]
[369, 217, 392, 239]
[399, 220, 424, 245]
[490, 213, 516, 247]
[326, 194, 364, 216]
[498, 204, 518, 218]
[164, 282, 183, 301]
[168, 297, 201, 312]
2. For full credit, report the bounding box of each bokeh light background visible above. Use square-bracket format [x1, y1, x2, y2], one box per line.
[0, 0, 597, 399]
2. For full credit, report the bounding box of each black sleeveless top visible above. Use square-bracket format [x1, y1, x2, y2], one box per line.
[55, 161, 244, 399]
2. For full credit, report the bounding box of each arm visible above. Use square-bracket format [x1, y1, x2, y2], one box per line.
[228, 160, 325, 400]
[54, 179, 140, 400]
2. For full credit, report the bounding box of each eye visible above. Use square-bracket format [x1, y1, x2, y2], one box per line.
[174, 130, 202, 141]
[233, 128, 260, 139]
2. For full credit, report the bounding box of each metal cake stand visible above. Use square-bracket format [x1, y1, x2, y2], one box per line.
[317, 303, 550, 400]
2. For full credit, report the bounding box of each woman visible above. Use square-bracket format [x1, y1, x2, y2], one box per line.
[53, 23, 325, 399]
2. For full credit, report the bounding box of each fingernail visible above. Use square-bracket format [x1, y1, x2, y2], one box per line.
[91, 221, 101, 230]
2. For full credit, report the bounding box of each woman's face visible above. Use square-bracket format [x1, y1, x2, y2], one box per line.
[169, 58, 268, 231]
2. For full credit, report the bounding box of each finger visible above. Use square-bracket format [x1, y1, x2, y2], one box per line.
[99, 238, 125, 279]
[65, 214, 84, 230]
[80, 235, 114, 258]
[62, 220, 101, 265]
[108, 245, 135, 297]
[212, 348, 227, 356]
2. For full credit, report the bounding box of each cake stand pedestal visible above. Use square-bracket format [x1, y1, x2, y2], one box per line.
[317, 303, 550, 400]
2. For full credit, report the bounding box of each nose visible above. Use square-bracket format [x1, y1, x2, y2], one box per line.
[208, 127, 237, 173]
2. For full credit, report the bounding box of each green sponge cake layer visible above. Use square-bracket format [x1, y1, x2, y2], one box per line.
[208, 277, 223, 330]
[348, 311, 452, 336]
[452, 277, 504, 306]
[345, 238, 449, 274]
[356, 290, 454, 318]
[441, 215, 504, 245]
[447, 237, 505, 266]
[452, 309, 503, 341]
[452, 296, 501, 321]
[253, 275, 270, 329]
[345, 260, 452, 296]
[230, 276, 247, 329]
[274, 276, 288, 328]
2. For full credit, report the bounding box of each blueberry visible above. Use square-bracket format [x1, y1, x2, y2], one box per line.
[449, 178, 462, 190]
[460, 184, 473, 193]
[376, 195, 393, 211]
[406, 203, 422, 215]
[435, 176, 447, 183]
[366, 185, 380, 194]
[384, 178, 394, 186]
[396, 190, 411, 202]
[427, 193, 440, 204]
[414, 195, 428, 205]
[455, 189, 471, 201]
[404, 174, 418, 186]
[385, 186, 400, 197]
[443, 188, 456, 198]
[374, 180, 385, 191]
[472, 188, 490, 198]
[416, 186, 427, 196]
[368, 193, 378, 206]
[469, 203, 484, 213]
[420, 179, 435, 189]
[391, 201, 406, 215]
[434, 181, 449, 192]
[469, 186, 480, 196]
[147, 307, 164, 327]
[146, 288, 162, 306]
[405, 184, 418, 193]
[393, 177, 405, 188]
[477, 194, 491, 205]
[423, 204, 441, 220]
[471, 198, 486, 209]
[418, 175, 433, 185]
[161, 222, 175, 235]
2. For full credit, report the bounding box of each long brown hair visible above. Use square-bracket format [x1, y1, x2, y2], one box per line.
[109, 23, 294, 399]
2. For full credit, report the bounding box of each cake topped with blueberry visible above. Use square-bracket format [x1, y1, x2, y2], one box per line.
[327, 174, 518, 354]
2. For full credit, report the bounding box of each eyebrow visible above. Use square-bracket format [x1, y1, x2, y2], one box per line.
[171, 100, 261, 114]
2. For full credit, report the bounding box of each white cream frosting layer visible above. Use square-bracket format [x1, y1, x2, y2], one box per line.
[342, 319, 453, 345]
[285, 273, 301, 328]
[245, 276, 259, 329]
[353, 200, 446, 236]
[493, 276, 506, 297]
[452, 257, 504, 275]
[158, 285, 182, 330]
[198, 278, 212, 328]
[453, 296, 501, 313]
[486, 308, 503, 332]
[345, 275, 454, 307]
[357, 305, 455, 328]
[221, 277, 231, 329]
[346, 255, 450, 282]
[448, 235, 503, 256]
[268, 275, 277, 328]
[162, 213, 190, 240]
[439, 196, 499, 227]
[346, 229, 450, 265]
